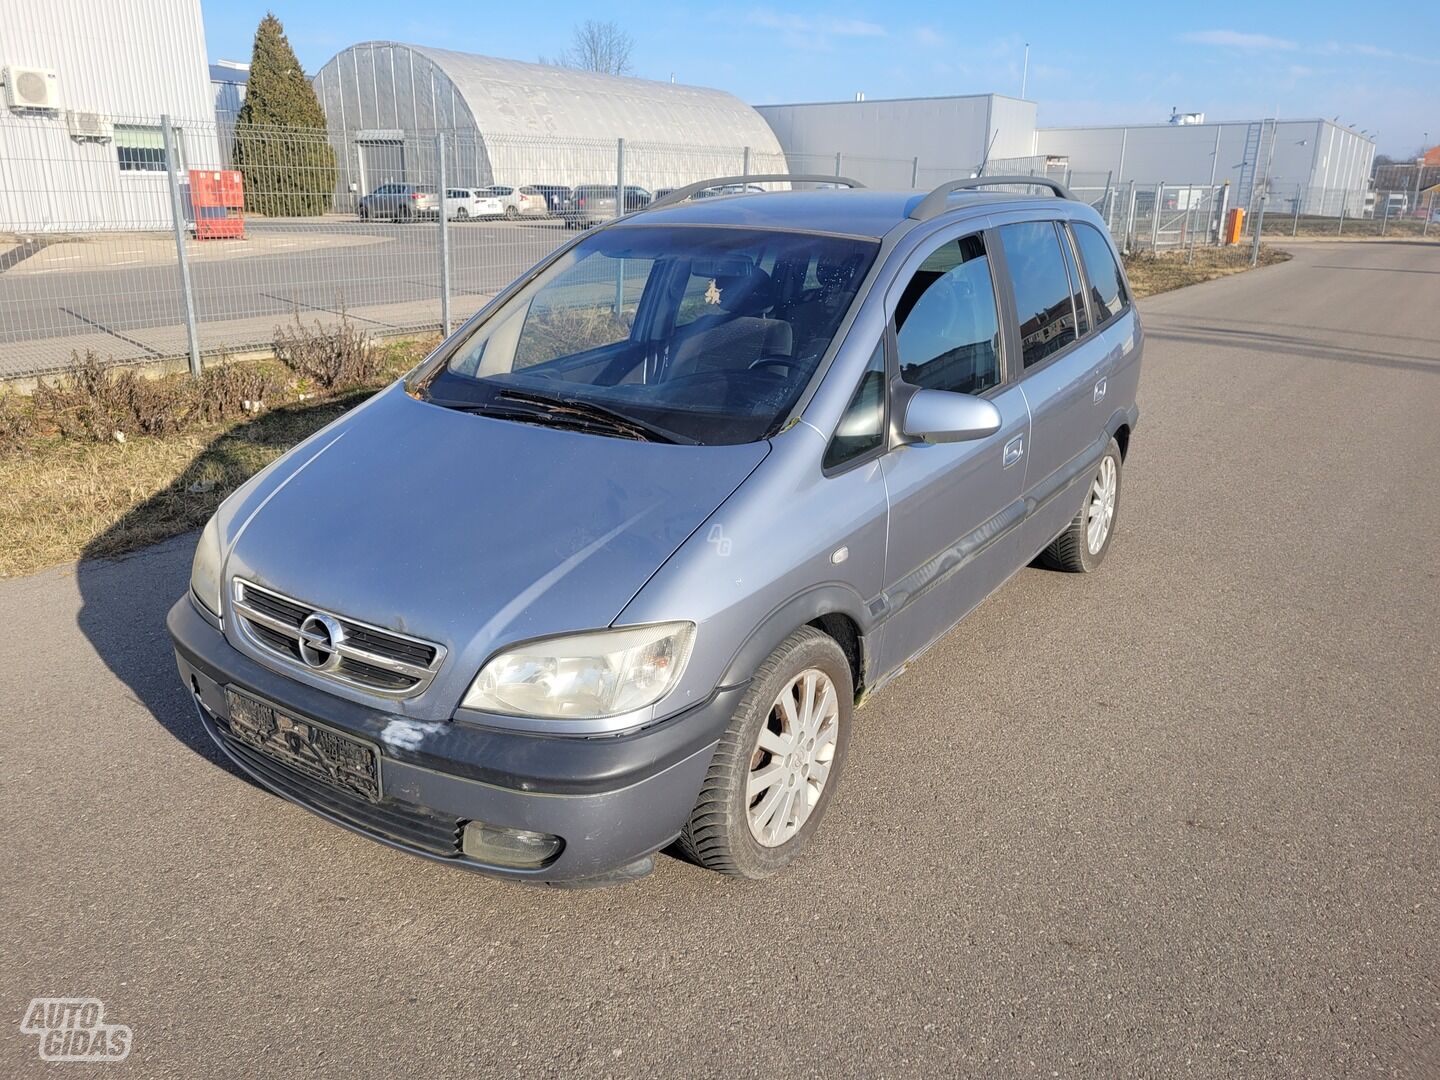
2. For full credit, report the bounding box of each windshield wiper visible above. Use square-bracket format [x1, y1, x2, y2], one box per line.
[493, 388, 696, 444]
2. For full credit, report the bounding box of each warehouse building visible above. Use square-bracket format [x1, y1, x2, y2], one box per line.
[311, 43, 787, 200]
[755, 94, 1042, 187]
[0, 0, 221, 231]
[1036, 118, 1376, 217]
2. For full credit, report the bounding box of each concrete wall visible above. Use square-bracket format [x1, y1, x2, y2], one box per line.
[0, 0, 220, 231]
[755, 95, 1039, 188]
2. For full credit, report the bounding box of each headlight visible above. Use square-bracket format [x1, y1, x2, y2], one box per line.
[462, 622, 695, 720]
[189, 514, 224, 618]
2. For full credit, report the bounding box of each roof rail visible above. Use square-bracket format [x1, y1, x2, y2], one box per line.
[908, 175, 1077, 221]
[648, 174, 866, 211]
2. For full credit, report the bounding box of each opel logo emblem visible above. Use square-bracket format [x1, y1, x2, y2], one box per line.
[298, 612, 345, 670]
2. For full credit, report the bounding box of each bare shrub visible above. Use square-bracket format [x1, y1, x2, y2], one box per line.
[0, 390, 35, 449]
[194, 356, 284, 423]
[32, 352, 196, 441]
[272, 314, 378, 389]
[515, 306, 630, 368]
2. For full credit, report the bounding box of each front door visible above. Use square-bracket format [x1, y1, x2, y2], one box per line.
[876, 228, 1030, 673]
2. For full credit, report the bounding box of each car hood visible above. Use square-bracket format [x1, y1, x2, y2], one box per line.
[220, 385, 768, 715]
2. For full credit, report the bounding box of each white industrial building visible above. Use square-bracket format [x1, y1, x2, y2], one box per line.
[754, 95, 1374, 217]
[756, 94, 1042, 186]
[1036, 118, 1376, 216]
[311, 43, 788, 198]
[0, 0, 222, 231]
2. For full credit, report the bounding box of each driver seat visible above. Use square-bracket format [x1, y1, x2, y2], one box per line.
[669, 269, 793, 378]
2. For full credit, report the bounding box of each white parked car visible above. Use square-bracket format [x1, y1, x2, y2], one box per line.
[445, 188, 505, 220]
[477, 185, 547, 219]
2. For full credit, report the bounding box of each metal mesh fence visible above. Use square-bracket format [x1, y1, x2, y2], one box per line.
[5, 110, 1411, 382]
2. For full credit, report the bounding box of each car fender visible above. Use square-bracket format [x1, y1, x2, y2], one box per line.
[718, 582, 874, 691]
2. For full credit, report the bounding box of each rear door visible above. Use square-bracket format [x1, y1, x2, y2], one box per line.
[993, 218, 1112, 561]
[874, 226, 1031, 673]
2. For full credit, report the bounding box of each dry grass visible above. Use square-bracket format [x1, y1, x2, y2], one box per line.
[1122, 244, 1291, 299]
[0, 336, 436, 578]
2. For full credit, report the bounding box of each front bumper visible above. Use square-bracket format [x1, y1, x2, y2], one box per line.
[168, 596, 740, 884]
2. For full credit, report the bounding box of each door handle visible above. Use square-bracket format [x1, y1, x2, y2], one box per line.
[1002, 434, 1024, 469]
[1093, 376, 1107, 403]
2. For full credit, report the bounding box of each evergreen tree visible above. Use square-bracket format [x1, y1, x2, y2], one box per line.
[233, 13, 336, 216]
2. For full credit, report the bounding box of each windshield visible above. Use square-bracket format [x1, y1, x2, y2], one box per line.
[419, 224, 878, 445]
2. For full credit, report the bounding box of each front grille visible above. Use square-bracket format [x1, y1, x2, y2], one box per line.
[231, 579, 446, 698]
[208, 712, 463, 856]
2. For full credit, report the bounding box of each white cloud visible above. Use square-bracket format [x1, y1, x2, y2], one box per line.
[744, 11, 886, 37]
[1180, 29, 1299, 51]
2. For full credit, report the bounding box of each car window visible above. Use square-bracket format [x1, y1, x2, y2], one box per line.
[1072, 222, 1128, 326]
[1056, 224, 1090, 338]
[824, 341, 886, 470]
[428, 225, 879, 445]
[999, 221, 1080, 367]
[893, 234, 1001, 396]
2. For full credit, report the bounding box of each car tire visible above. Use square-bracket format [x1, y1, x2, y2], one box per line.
[676, 626, 852, 879]
[1039, 436, 1123, 572]
[358, 205, 369, 221]
[456, 207, 469, 220]
[504, 205, 519, 220]
[399, 204, 413, 222]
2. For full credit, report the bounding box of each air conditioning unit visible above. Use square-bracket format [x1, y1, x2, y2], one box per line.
[5, 66, 60, 110]
[66, 110, 113, 142]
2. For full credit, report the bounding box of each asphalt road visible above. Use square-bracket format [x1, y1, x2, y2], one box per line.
[2, 241, 1438, 1078]
[0, 217, 564, 346]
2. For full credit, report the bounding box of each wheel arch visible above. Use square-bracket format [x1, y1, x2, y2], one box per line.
[719, 585, 872, 702]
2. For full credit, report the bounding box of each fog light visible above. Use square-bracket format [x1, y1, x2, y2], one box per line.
[461, 821, 564, 868]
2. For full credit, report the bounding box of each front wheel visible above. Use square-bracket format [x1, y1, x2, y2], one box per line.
[504, 205, 519, 220]
[1039, 436, 1122, 572]
[455, 207, 469, 220]
[677, 627, 852, 879]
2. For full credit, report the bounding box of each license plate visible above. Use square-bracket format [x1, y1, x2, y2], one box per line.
[223, 688, 381, 802]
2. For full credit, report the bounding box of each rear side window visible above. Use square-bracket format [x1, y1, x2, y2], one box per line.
[824, 341, 886, 470]
[893, 234, 1000, 396]
[1072, 222, 1128, 326]
[999, 221, 1079, 367]
[1056, 225, 1090, 338]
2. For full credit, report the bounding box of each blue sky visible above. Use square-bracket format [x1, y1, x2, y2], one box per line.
[204, 2, 1437, 157]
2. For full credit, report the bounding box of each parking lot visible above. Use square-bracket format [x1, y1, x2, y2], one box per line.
[1, 241, 1437, 1077]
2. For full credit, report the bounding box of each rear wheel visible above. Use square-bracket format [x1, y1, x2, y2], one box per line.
[455, 207, 469, 220]
[677, 627, 852, 879]
[1039, 436, 1122, 572]
[358, 204, 369, 221]
[504, 205, 519, 220]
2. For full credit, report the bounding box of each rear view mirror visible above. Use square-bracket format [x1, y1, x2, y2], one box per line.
[902, 388, 1002, 444]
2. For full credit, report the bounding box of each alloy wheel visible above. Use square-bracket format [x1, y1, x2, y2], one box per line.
[746, 668, 840, 847]
[1086, 455, 1118, 554]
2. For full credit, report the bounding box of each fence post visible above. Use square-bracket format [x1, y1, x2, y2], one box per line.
[1125, 182, 1137, 252]
[911, 156, 919, 188]
[615, 138, 627, 316]
[835, 152, 842, 177]
[1151, 183, 1163, 250]
[1249, 182, 1267, 267]
[1380, 196, 1390, 237]
[161, 116, 202, 378]
[1293, 186, 1302, 236]
[1338, 202, 1345, 235]
[741, 145, 750, 178]
[1426, 190, 1434, 238]
[436, 132, 451, 336]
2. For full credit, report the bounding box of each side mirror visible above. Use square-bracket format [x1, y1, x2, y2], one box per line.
[902, 388, 1002, 444]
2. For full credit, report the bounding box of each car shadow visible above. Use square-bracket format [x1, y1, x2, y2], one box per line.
[71, 402, 365, 788]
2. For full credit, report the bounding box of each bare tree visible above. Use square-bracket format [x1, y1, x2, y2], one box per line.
[541, 20, 634, 76]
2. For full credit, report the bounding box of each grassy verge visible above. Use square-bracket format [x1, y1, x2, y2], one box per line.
[1122, 244, 1290, 299]
[0, 334, 436, 579]
[0, 245, 1290, 578]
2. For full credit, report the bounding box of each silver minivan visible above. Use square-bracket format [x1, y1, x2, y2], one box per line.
[170, 175, 1142, 886]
